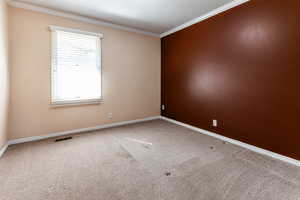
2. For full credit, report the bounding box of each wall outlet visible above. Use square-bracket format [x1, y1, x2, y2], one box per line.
[107, 113, 113, 119]
[162, 105, 165, 110]
[213, 119, 217, 127]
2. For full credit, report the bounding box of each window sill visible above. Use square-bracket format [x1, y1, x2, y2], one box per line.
[51, 99, 103, 107]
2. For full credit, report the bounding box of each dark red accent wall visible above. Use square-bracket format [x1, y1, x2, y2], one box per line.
[161, 0, 300, 160]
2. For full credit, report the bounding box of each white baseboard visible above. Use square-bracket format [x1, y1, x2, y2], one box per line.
[8, 116, 160, 145]
[0, 143, 9, 159]
[160, 116, 300, 167]
[4, 115, 300, 167]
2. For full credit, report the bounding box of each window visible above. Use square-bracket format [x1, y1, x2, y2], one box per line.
[50, 26, 103, 106]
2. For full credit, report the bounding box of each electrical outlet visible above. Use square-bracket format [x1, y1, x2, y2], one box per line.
[162, 105, 165, 110]
[213, 119, 217, 127]
[107, 113, 113, 119]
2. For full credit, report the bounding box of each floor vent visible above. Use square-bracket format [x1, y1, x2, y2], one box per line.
[54, 136, 73, 142]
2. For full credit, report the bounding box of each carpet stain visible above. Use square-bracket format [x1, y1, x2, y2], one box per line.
[142, 144, 151, 149]
[165, 172, 171, 176]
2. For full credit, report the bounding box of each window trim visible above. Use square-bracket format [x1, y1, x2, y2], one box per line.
[49, 26, 103, 106]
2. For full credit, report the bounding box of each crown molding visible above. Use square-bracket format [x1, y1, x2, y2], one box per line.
[6, 0, 160, 38]
[6, 0, 251, 39]
[160, 0, 251, 38]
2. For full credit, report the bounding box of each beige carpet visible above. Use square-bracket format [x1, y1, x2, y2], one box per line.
[0, 119, 300, 200]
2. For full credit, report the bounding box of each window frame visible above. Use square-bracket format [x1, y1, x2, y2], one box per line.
[49, 26, 104, 106]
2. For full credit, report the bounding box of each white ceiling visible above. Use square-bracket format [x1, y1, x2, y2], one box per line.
[13, 0, 235, 34]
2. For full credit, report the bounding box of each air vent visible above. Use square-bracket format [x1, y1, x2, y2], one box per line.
[54, 136, 73, 142]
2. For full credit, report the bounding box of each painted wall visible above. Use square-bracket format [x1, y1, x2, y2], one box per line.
[0, 0, 9, 148]
[161, 0, 300, 160]
[8, 7, 161, 140]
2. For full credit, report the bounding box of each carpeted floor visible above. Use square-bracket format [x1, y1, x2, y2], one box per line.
[0, 119, 300, 200]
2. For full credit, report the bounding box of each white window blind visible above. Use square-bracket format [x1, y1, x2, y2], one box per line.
[50, 26, 103, 105]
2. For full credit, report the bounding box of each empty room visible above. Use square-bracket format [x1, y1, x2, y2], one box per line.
[1, 0, 300, 199]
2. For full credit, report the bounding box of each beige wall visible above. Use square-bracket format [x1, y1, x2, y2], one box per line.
[8, 7, 161, 140]
[0, 0, 9, 147]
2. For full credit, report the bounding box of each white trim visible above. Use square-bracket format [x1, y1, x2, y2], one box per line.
[8, 116, 160, 145]
[0, 143, 9, 158]
[51, 99, 103, 107]
[6, 0, 160, 38]
[49, 25, 104, 38]
[160, 116, 300, 167]
[160, 0, 251, 38]
[6, 0, 250, 38]
[3, 115, 300, 167]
